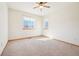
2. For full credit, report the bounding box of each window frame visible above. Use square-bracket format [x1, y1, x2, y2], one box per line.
[23, 16, 35, 30]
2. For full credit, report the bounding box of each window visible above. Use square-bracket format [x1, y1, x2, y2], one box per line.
[44, 20, 48, 29]
[23, 16, 35, 30]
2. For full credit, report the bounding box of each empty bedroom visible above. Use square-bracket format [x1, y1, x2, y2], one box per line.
[0, 2, 79, 56]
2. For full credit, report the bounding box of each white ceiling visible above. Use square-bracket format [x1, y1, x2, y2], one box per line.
[7, 2, 78, 16]
[7, 2, 55, 16]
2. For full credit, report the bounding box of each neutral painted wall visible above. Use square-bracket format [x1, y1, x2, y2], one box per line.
[0, 3, 8, 55]
[8, 8, 43, 40]
[44, 3, 79, 46]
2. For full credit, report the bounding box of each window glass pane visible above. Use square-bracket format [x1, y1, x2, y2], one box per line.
[44, 19, 48, 29]
[45, 21, 48, 28]
[23, 16, 35, 29]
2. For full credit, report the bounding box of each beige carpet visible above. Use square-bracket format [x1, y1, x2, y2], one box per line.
[2, 36, 79, 56]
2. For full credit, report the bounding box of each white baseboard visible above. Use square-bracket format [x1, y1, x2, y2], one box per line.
[46, 35, 79, 46]
[0, 39, 8, 55]
[8, 35, 42, 41]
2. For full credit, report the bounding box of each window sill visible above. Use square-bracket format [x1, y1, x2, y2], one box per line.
[23, 28, 35, 30]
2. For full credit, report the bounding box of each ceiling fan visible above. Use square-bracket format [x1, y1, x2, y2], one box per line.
[33, 2, 50, 9]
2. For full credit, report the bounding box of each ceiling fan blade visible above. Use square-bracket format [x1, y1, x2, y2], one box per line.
[42, 2, 47, 4]
[35, 2, 41, 4]
[33, 6, 40, 9]
[44, 5, 50, 8]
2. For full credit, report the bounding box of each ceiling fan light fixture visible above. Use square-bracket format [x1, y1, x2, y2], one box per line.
[39, 6, 44, 9]
[33, 2, 50, 9]
[33, 2, 51, 16]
